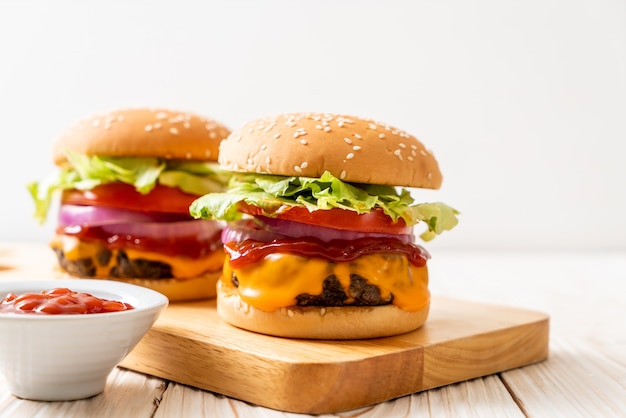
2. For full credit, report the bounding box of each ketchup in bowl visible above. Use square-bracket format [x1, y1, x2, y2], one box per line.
[0, 287, 134, 315]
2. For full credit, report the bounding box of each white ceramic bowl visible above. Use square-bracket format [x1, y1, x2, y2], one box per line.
[0, 279, 168, 401]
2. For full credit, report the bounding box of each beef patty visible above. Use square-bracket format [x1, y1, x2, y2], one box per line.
[230, 273, 393, 307]
[54, 248, 173, 278]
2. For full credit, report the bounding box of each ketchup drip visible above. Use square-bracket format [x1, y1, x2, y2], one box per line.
[57, 225, 222, 259]
[224, 237, 430, 269]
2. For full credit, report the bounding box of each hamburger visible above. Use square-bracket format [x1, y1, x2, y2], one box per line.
[190, 112, 459, 338]
[28, 108, 231, 301]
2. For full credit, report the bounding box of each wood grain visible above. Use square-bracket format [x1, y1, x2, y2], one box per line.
[501, 335, 626, 417]
[120, 297, 549, 414]
[0, 368, 164, 418]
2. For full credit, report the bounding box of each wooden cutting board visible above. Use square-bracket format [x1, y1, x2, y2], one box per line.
[120, 296, 549, 414]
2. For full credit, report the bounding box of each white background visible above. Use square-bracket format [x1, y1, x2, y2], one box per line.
[1, 0, 624, 252]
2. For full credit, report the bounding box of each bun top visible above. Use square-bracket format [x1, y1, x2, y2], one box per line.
[53, 108, 231, 165]
[219, 112, 442, 189]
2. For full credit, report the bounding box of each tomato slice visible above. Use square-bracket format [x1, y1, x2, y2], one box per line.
[61, 183, 198, 214]
[238, 202, 410, 234]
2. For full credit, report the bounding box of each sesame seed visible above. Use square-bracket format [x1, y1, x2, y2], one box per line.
[353, 133, 362, 139]
[156, 112, 168, 120]
[169, 127, 179, 135]
[427, 172, 433, 179]
[144, 124, 153, 132]
[154, 122, 162, 129]
[344, 137, 352, 145]
[338, 121, 345, 127]
[340, 170, 346, 179]
[346, 153, 355, 159]
[294, 165, 303, 173]
[301, 161, 308, 169]
[247, 158, 254, 165]
[320, 308, 326, 316]
[300, 139, 308, 145]
[368, 123, 377, 130]
[399, 143, 406, 148]
[266, 156, 271, 164]
[324, 126, 331, 132]
[379, 133, 386, 139]
[411, 144, 418, 149]
[183, 122, 190, 129]
[394, 150, 403, 160]
[407, 156, 414, 161]
[287, 309, 294, 318]
[260, 144, 268, 150]
[353, 145, 361, 151]
[420, 150, 427, 156]
[315, 124, 323, 130]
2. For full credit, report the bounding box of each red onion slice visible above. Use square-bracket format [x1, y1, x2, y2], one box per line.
[58, 204, 192, 227]
[223, 216, 414, 244]
[221, 219, 284, 244]
[99, 219, 225, 242]
[257, 215, 414, 243]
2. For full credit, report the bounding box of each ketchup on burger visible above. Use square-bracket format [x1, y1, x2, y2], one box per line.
[190, 112, 459, 339]
[28, 108, 231, 301]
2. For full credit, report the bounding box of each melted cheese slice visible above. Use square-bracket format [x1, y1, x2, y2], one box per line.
[51, 235, 224, 279]
[223, 252, 429, 312]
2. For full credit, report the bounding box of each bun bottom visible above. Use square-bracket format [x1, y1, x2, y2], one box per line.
[54, 267, 221, 302]
[216, 280, 430, 339]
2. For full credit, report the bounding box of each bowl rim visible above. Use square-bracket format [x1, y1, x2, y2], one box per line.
[0, 279, 168, 319]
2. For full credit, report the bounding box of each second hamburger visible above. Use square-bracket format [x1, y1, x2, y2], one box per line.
[29, 108, 231, 301]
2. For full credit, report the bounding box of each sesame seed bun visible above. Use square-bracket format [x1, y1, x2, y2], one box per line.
[216, 280, 430, 339]
[53, 108, 231, 165]
[219, 112, 442, 189]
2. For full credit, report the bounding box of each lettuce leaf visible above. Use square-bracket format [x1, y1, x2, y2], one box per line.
[28, 151, 230, 224]
[190, 171, 459, 241]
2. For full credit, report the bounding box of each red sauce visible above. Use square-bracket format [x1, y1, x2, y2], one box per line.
[0, 288, 134, 315]
[224, 237, 430, 269]
[57, 225, 222, 259]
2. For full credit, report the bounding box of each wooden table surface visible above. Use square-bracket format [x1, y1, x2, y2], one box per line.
[1, 243, 625, 418]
